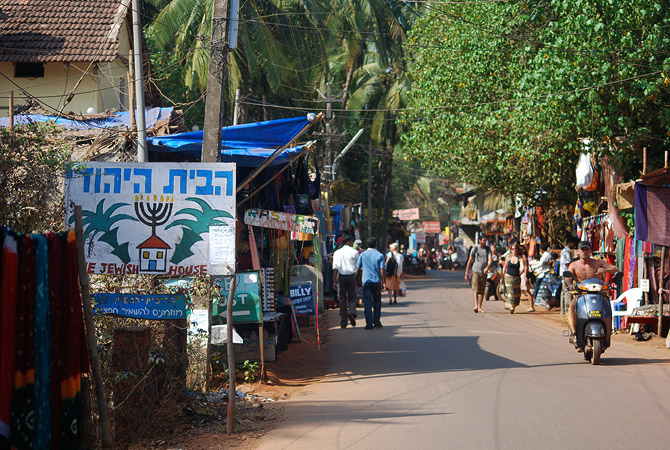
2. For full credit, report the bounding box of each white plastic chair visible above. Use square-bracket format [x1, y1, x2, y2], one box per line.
[611, 288, 645, 318]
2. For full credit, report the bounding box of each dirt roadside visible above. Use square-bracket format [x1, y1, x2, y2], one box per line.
[131, 314, 333, 450]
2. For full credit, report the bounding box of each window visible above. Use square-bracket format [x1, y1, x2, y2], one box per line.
[143, 251, 149, 259]
[14, 62, 44, 78]
[157, 251, 163, 258]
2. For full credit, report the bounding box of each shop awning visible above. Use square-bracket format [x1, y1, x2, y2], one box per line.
[148, 116, 314, 167]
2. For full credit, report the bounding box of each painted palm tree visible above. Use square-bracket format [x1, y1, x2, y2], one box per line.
[166, 197, 234, 263]
[68, 200, 138, 263]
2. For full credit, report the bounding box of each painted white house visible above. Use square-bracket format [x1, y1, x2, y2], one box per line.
[0, 0, 148, 117]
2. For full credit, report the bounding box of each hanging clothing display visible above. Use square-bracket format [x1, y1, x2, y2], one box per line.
[635, 182, 670, 246]
[0, 228, 89, 450]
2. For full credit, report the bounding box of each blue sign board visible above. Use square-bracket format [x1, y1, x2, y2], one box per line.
[92, 293, 187, 320]
[290, 282, 314, 316]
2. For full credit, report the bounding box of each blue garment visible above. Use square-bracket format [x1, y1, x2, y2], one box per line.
[31, 234, 51, 450]
[356, 248, 385, 284]
[362, 282, 382, 328]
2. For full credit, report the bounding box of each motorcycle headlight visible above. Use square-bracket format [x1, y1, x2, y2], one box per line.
[577, 282, 609, 292]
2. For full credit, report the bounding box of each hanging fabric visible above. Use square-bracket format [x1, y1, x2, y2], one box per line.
[0, 231, 19, 447]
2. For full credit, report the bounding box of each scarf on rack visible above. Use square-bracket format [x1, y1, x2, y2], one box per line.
[11, 236, 36, 450]
[0, 230, 19, 449]
[32, 234, 51, 450]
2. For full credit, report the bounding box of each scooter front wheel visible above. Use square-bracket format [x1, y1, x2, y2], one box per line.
[591, 338, 602, 365]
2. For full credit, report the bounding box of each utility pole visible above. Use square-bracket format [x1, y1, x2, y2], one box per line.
[315, 83, 343, 182]
[202, 0, 230, 163]
[368, 140, 372, 237]
[131, 0, 147, 161]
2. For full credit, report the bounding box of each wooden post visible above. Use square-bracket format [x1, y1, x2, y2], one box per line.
[642, 147, 647, 175]
[74, 206, 113, 450]
[226, 270, 237, 435]
[9, 91, 13, 132]
[659, 246, 665, 337]
[258, 322, 266, 382]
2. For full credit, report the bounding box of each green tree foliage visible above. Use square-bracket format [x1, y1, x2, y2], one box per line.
[0, 123, 72, 233]
[401, 0, 670, 204]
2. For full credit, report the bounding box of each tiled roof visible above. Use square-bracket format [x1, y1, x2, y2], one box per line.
[0, 0, 130, 63]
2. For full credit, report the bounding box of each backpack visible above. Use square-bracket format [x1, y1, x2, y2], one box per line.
[386, 253, 398, 277]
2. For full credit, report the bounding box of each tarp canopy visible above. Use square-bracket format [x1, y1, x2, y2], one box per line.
[148, 116, 313, 167]
[0, 107, 174, 130]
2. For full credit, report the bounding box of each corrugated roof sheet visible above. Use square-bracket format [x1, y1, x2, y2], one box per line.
[0, 0, 129, 62]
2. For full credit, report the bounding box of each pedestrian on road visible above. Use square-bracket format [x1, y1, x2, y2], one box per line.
[519, 244, 535, 311]
[385, 242, 404, 305]
[502, 242, 524, 313]
[333, 234, 359, 328]
[465, 235, 492, 313]
[356, 237, 386, 329]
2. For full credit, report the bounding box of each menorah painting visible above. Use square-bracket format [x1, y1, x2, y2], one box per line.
[64, 162, 237, 275]
[135, 194, 174, 272]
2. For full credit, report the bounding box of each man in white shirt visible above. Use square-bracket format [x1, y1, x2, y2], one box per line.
[333, 235, 360, 328]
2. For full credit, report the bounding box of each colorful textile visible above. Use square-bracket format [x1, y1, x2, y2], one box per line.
[1, 231, 19, 447]
[1, 229, 88, 450]
[12, 236, 36, 450]
[31, 234, 51, 450]
[635, 182, 670, 246]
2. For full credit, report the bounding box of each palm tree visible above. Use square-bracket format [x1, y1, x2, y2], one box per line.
[147, 0, 335, 121]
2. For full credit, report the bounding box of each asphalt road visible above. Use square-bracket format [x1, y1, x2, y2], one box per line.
[255, 269, 670, 450]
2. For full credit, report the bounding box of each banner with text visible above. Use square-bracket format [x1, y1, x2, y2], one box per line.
[65, 162, 236, 276]
[244, 208, 319, 235]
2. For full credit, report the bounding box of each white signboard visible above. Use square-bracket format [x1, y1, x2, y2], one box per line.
[65, 162, 236, 275]
[244, 208, 319, 234]
[640, 279, 649, 293]
[393, 208, 420, 221]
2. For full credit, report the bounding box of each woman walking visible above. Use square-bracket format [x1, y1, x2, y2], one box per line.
[519, 244, 535, 312]
[502, 242, 523, 313]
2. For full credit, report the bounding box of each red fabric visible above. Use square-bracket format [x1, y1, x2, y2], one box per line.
[0, 232, 19, 440]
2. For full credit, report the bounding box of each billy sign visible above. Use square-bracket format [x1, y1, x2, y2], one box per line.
[65, 162, 236, 275]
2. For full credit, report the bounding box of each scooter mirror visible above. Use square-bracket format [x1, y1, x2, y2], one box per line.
[562, 271, 574, 278]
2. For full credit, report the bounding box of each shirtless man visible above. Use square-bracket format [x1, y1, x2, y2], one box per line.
[566, 240, 619, 349]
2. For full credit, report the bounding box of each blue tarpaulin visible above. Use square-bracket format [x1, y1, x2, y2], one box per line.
[0, 107, 174, 130]
[148, 116, 312, 167]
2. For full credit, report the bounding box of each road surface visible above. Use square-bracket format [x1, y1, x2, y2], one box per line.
[255, 269, 670, 450]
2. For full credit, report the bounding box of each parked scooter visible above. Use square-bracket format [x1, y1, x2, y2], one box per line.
[563, 271, 614, 365]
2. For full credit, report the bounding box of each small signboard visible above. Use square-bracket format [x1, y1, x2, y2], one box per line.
[393, 208, 420, 221]
[640, 279, 650, 293]
[212, 271, 263, 324]
[92, 293, 187, 320]
[423, 221, 441, 233]
[290, 282, 314, 316]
